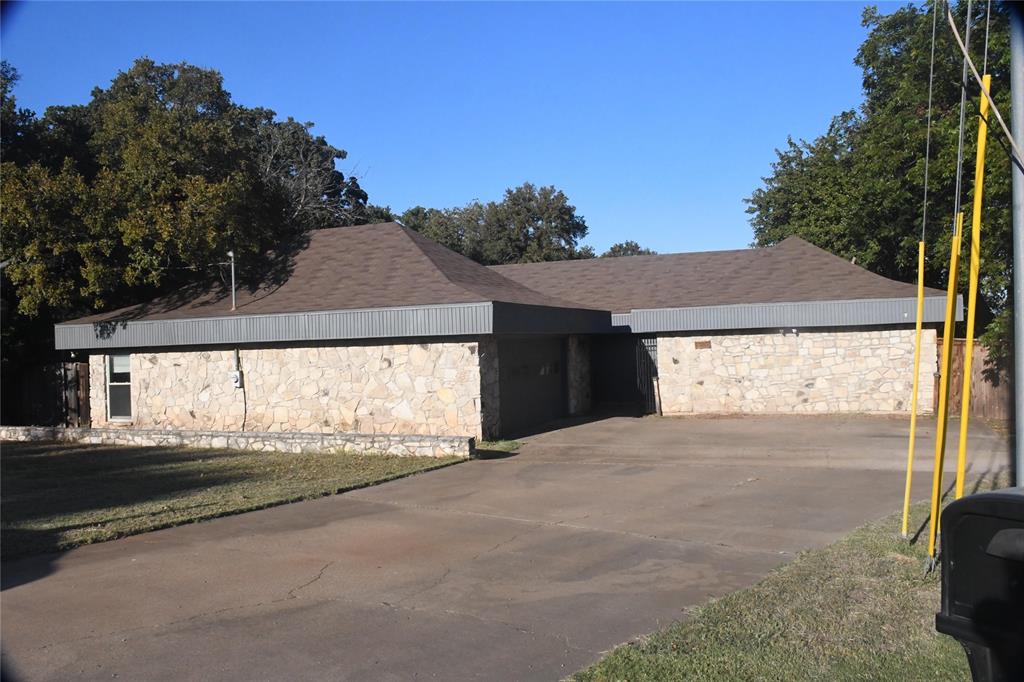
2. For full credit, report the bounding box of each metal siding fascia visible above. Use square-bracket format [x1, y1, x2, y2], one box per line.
[628, 296, 957, 334]
[54, 302, 494, 350]
[610, 313, 633, 329]
[490, 302, 612, 335]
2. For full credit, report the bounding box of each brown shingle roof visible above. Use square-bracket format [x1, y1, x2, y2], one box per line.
[66, 230, 942, 327]
[68, 223, 590, 324]
[490, 236, 944, 314]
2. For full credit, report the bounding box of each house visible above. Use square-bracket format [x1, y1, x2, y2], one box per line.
[492, 236, 951, 416]
[53, 223, 952, 445]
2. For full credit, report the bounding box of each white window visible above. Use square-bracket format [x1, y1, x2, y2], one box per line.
[107, 354, 132, 421]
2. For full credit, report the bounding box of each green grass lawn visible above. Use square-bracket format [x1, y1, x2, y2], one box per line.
[1, 440, 460, 559]
[573, 477, 1010, 682]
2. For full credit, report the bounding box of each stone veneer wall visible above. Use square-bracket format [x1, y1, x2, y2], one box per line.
[0, 425, 472, 458]
[90, 341, 485, 439]
[566, 335, 592, 416]
[656, 328, 936, 414]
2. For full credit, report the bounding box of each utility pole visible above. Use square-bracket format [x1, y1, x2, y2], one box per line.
[1011, 3, 1024, 486]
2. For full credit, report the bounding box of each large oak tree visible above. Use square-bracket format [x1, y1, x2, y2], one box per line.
[746, 1, 1013, 363]
[1, 58, 369, 320]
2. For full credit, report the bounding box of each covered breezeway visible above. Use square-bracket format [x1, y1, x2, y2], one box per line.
[495, 336, 568, 438]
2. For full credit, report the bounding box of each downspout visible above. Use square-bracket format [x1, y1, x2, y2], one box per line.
[233, 348, 247, 432]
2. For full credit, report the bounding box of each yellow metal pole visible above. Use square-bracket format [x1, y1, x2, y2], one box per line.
[927, 212, 963, 559]
[902, 240, 927, 537]
[955, 74, 992, 500]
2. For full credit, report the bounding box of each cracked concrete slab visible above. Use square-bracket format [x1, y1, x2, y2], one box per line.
[1, 415, 1010, 681]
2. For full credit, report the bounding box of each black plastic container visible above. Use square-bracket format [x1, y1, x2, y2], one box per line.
[935, 487, 1024, 681]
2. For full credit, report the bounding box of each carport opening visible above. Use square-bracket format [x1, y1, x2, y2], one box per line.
[488, 333, 659, 440]
[495, 336, 569, 439]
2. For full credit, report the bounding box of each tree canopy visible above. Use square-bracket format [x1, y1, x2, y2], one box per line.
[1, 57, 602, 331]
[746, 1, 1013, 361]
[602, 241, 656, 258]
[1, 58, 370, 319]
[397, 182, 595, 264]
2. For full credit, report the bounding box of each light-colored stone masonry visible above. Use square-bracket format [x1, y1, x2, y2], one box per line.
[90, 341, 485, 439]
[0, 425, 472, 458]
[656, 328, 937, 414]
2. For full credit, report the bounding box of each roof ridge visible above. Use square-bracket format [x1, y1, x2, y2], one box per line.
[395, 224, 475, 293]
[396, 224, 586, 307]
[329, 222, 498, 302]
[772, 235, 921, 288]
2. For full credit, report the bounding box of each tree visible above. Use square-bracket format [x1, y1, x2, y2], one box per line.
[746, 1, 1013, 362]
[1, 62, 40, 164]
[1, 58, 369, 320]
[400, 183, 594, 264]
[256, 116, 367, 230]
[361, 204, 396, 223]
[602, 241, 656, 257]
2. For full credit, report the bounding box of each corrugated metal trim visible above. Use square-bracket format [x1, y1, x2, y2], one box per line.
[628, 296, 959, 334]
[611, 313, 632, 327]
[55, 302, 495, 350]
[55, 295, 957, 350]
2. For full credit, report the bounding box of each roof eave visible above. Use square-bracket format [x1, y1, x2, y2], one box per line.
[626, 295, 961, 334]
[53, 301, 613, 351]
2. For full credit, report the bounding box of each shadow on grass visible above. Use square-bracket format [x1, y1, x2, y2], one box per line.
[2, 440, 464, 589]
[2, 442, 253, 584]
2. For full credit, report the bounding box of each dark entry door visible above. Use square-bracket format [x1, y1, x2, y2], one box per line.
[497, 337, 566, 437]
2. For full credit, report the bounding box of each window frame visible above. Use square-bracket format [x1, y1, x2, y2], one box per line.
[106, 354, 133, 422]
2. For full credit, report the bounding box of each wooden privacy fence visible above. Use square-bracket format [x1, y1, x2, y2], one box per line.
[2, 361, 89, 427]
[937, 339, 1012, 421]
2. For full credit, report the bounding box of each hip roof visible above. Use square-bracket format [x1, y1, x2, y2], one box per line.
[490, 236, 945, 314]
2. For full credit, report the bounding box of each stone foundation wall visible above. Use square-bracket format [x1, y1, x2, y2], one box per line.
[566, 335, 591, 416]
[656, 328, 936, 414]
[89, 341, 485, 438]
[0, 425, 472, 458]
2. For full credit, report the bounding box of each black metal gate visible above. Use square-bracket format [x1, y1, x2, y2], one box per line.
[636, 336, 658, 414]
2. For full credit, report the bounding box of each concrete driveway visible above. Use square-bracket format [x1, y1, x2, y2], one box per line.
[1, 415, 1010, 681]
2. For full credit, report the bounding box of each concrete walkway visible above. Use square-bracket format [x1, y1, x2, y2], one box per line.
[1, 415, 1010, 681]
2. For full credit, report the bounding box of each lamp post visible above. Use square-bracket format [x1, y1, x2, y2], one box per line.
[227, 250, 236, 311]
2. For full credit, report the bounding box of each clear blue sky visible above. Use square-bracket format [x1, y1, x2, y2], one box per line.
[1, 1, 899, 255]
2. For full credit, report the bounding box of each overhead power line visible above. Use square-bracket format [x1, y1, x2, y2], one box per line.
[952, 0, 973, 226]
[920, 0, 939, 242]
[945, 3, 1024, 167]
